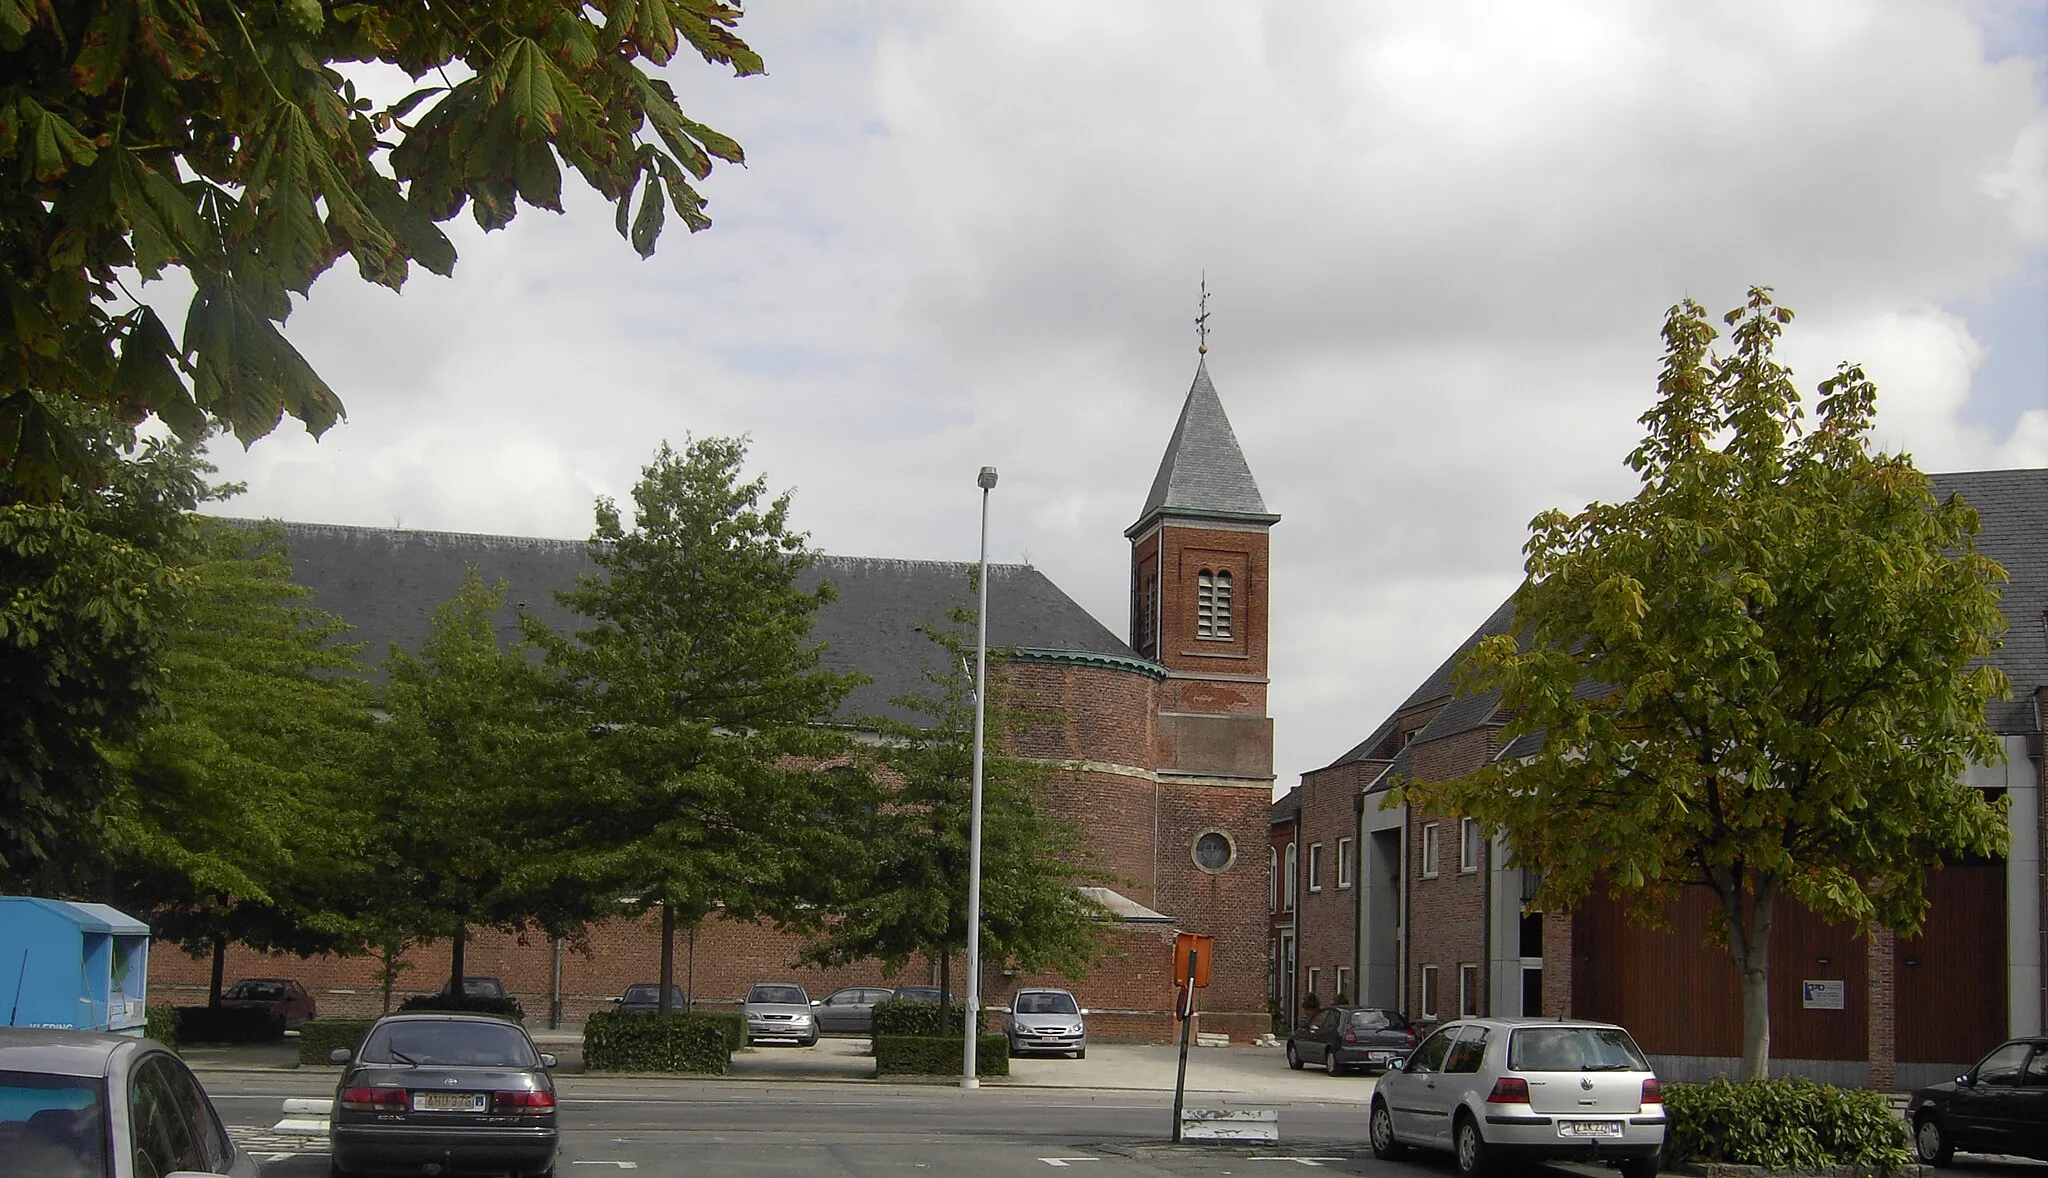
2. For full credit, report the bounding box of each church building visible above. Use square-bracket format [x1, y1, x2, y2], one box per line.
[153, 358, 1281, 1042]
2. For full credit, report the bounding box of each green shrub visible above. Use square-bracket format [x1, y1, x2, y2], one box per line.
[297, 1020, 376, 1066]
[583, 1011, 731, 1074]
[174, 1006, 284, 1042]
[398, 992, 525, 1020]
[145, 1006, 180, 1051]
[685, 1010, 744, 1053]
[1663, 1077, 1912, 1171]
[873, 1034, 1008, 1077]
[872, 998, 965, 1037]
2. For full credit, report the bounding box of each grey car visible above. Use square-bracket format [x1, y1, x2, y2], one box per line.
[1370, 1017, 1665, 1178]
[613, 982, 691, 1016]
[1002, 988, 1088, 1058]
[329, 1013, 559, 1178]
[813, 986, 892, 1035]
[743, 983, 818, 1046]
[0, 1026, 260, 1178]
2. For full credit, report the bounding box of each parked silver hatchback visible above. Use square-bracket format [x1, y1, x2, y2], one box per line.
[1370, 1017, 1665, 1178]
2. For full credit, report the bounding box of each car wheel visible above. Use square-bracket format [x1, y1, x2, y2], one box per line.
[1326, 1053, 1346, 1076]
[801, 1034, 819, 1047]
[330, 1159, 357, 1178]
[1454, 1113, 1490, 1178]
[1369, 1099, 1406, 1160]
[1619, 1152, 1661, 1178]
[1286, 1042, 1304, 1070]
[1915, 1116, 1955, 1167]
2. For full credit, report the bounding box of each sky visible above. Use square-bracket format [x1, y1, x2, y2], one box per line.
[196, 0, 2048, 793]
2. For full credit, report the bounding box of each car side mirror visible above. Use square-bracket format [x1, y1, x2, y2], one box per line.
[539, 1053, 558, 1070]
[992, 1006, 1010, 1014]
[1957, 1074, 1974, 1086]
[1387, 1058, 1404, 1071]
[328, 1048, 352, 1064]
[812, 999, 823, 1006]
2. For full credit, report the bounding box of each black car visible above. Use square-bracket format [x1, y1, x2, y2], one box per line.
[1908, 1036, 2048, 1165]
[329, 1013, 559, 1178]
[1286, 1005, 1415, 1075]
[614, 982, 691, 1015]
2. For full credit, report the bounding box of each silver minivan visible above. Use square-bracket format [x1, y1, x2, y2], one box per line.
[1370, 1017, 1665, 1178]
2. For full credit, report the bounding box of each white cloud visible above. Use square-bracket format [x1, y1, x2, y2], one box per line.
[200, 0, 2048, 790]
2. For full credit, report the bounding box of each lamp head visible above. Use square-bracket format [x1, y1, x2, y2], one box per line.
[977, 466, 999, 490]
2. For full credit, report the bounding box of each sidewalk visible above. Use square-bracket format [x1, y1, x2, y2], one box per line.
[184, 1029, 1379, 1104]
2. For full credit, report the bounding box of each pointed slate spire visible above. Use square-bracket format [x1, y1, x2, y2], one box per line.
[1126, 359, 1279, 537]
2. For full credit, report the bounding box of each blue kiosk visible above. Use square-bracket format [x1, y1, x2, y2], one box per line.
[0, 897, 151, 1035]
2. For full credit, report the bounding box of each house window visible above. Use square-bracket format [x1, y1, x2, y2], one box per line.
[1134, 571, 1158, 659]
[1197, 569, 1233, 639]
[1336, 967, 1352, 1002]
[1460, 818, 1482, 873]
[1308, 843, 1324, 892]
[1421, 822, 1440, 879]
[1284, 843, 1297, 911]
[1306, 967, 1322, 1004]
[1337, 837, 1354, 889]
[1268, 847, 1278, 913]
[1460, 964, 1481, 1018]
[1420, 965, 1439, 1018]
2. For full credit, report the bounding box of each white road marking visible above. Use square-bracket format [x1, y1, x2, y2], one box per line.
[1247, 1159, 1344, 1166]
[1039, 1159, 1100, 1167]
[570, 1163, 639, 1169]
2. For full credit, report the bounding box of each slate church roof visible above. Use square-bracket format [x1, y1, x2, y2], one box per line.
[1127, 359, 1278, 537]
[249, 521, 1157, 726]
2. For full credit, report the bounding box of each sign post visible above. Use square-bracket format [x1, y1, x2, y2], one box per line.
[1168, 932, 1214, 1144]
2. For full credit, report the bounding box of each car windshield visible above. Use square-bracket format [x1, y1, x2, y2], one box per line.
[748, 985, 806, 1004]
[623, 985, 681, 1003]
[227, 982, 285, 1000]
[1349, 1009, 1406, 1030]
[1015, 992, 1079, 1015]
[1508, 1026, 1649, 1072]
[0, 1071, 108, 1178]
[363, 1021, 538, 1068]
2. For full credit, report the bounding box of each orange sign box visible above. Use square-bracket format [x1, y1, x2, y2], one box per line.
[1173, 932, 1214, 988]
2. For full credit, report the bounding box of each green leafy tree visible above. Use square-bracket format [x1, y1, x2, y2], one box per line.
[352, 568, 582, 992]
[1397, 288, 2010, 1080]
[800, 602, 1112, 1030]
[0, 420, 215, 889]
[104, 516, 373, 1002]
[536, 437, 866, 1014]
[1, 0, 760, 495]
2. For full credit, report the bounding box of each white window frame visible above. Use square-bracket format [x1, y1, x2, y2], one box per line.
[1459, 963, 1481, 1018]
[1306, 967, 1322, 1003]
[1460, 817, 1482, 873]
[1337, 837, 1354, 889]
[1420, 965, 1439, 1019]
[1268, 847, 1278, 913]
[1336, 967, 1351, 1001]
[1420, 822, 1440, 879]
[1284, 843, 1297, 911]
[1308, 843, 1324, 892]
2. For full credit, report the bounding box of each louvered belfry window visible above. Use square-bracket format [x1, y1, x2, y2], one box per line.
[1197, 569, 1233, 639]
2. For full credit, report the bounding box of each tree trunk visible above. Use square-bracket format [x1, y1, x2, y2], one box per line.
[686, 922, 697, 1008]
[209, 936, 226, 1008]
[449, 925, 467, 994]
[658, 904, 677, 1016]
[1717, 870, 1779, 1081]
[937, 947, 952, 1036]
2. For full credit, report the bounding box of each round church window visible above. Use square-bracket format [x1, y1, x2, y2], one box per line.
[1192, 830, 1235, 873]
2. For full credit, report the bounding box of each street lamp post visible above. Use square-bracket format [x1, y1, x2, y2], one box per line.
[962, 464, 997, 1089]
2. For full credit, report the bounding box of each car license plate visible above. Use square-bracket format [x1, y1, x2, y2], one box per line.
[1559, 1120, 1624, 1139]
[413, 1092, 487, 1112]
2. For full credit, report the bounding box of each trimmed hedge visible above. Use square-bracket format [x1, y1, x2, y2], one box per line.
[583, 1010, 730, 1074]
[872, 998, 966, 1037]
[297, 1019, 376, 1066]
[874, 1034, 1009, 1078]
[174, 1006, 283, 1043]
[398, 992, 525, 1020]
[686, 1011, 744, 1054]
[1663, 1078, 1912, 1171]
[145, 1006, 180, 1051]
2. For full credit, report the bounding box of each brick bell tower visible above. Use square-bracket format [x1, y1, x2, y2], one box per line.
[1126, 355, 1279, 772]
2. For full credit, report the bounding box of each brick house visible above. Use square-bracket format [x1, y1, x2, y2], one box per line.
[1269, 788, 1297, 1021]
[1301, 467, 2045, 1085]
[153, 358, 1280, 1041]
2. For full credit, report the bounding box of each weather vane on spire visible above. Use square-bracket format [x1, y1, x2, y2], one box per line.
[1195, 274, 1211, 356]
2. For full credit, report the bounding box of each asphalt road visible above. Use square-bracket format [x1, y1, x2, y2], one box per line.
[203, 1073, 2048, 1178]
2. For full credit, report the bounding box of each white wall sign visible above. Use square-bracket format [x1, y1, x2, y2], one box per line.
[1801, 980, 1846, 1010]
